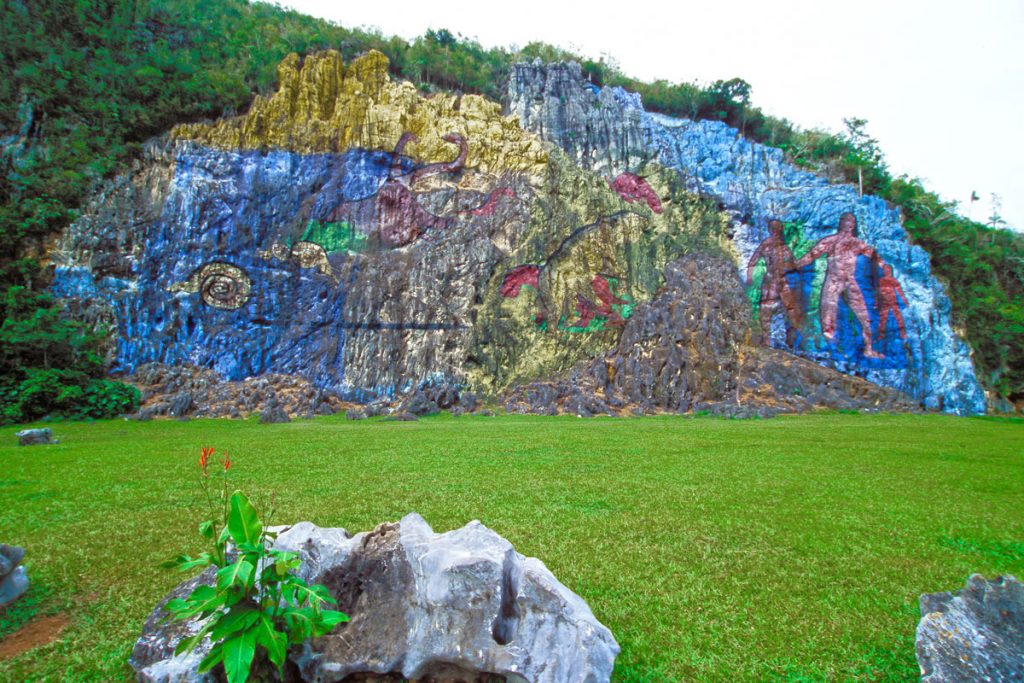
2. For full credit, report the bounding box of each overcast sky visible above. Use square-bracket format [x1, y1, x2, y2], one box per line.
[280, 0, 1023, 231]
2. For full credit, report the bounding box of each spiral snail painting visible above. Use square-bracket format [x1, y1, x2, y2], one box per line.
[167, 262, 252, 310]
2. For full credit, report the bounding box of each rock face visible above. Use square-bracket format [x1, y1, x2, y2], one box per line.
[0, 544, 29, 609]
[50, 50, 983, 415]
[129, 363, 349, 420]
[130, 514, 619, 683]
[503, 254, 917, 416]
[16, 428, 54, 446]
[509, 61, 985, 415]
[916, 574, 1024, 682]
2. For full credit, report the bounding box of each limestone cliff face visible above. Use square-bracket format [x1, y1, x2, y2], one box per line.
[509, 61, 985, 414]
[51, 51, 984, 414]
[175, 50, 548, 177]
[52, 51, 726, 402]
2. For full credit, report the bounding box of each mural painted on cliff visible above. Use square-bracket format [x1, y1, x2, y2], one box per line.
[48, 50, 557, 400]
[57, 50, 956, 411]
[746, 213, 913, 372]
[168, 262, 253, 310]
[499, 212, 642, 335]
[509, 61, 986, 414]
[53, 50, 714, 402]
[502, 266, 634, 334]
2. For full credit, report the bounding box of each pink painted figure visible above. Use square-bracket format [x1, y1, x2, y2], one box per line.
[747, 219, 803, 346]
[794, 212, 884, 359]
[876, 264, 907, 340]
[609, 173, 663, 214]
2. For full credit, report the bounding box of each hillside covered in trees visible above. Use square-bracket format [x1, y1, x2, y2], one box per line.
[1, 0, 1021, 423]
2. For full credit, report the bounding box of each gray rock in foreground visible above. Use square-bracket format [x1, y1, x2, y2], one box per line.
[16, 428, 54, 446]
[131, 514, 619, 683]
[0, 544, 29, 608]
[258, 405, 291, 424]
[916, 574, 1024, 682]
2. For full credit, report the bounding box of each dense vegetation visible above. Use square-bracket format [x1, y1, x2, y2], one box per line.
[1, 0, 1021, 422]
[1, 413, 1022, 679]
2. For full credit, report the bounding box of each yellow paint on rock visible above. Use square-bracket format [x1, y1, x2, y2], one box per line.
[173, 50, 548, 177]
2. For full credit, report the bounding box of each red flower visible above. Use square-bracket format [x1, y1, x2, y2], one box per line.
[199, 447, 214, 473]
[223, 452, 231, 471]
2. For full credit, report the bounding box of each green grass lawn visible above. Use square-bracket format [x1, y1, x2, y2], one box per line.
[0, 413, 1022, 681]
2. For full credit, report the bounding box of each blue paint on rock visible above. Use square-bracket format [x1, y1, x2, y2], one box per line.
[52, 143, 421, 400]
[509, 62, 984, 414]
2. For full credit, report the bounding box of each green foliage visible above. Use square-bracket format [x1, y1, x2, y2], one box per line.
[888, 177, 1024, 398]
[163, 454, 347, 683]
[0, 287, 139, 423]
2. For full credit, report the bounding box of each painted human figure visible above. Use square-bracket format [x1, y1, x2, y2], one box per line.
[876, 264, 907, 340]
[794, 212, 884, 359]
[746, 219, 803, 346]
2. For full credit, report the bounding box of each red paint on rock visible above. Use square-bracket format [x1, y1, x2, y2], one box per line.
[609, 173, 662, 213]
[500, 264, 541, 298]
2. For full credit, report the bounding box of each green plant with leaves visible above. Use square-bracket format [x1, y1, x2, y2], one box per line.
[162, 449, 348, 683]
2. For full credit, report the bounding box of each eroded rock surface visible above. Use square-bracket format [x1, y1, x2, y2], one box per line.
[0, 544, 29, 609]
[916, 574, 1024, 683]
[130, 514, 618, 683]
[509, 61, 985, 415]
[15, 428, 54, 446]
[503, 254, 916, 416]
[129, 363, 349, 420]
[49, 50, 984, 416]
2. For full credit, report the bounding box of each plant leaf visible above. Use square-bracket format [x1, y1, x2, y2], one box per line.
[210, 605, 260, 641]
[315, 609, 350, 634]
[160, 553, 192, 569]
[216, 558, 255, 591]
[176, 585, 222, 619]
[290, 582, 327, 610]
[222, 628, 257, 683]
[197, 641, 224, 673]
[176, 552, 213, 573]
[227, 491, 263, 548]
[284, 608, 315, 643]
[164, 597, 189, 615]
[175, 620, 214, 655]
[255, 614, 287, 670]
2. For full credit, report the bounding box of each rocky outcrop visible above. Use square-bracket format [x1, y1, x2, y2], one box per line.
[503, 254, 917, 416]
[916, 574, 1024, 682]
[50, 50, 730, 408]
[49, 50, 982, 415]
[15, 428, 54, 446]
[509, 60, 647, 176]
[128, 363, 348, 420]
[0, 544, 29, 609]
[509, 62, 985, 415]
[130, 514, 619, 683]
[175, 50, 549, 177]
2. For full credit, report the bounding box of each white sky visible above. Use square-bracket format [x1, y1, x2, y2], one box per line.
[280, 0, 1023, 231]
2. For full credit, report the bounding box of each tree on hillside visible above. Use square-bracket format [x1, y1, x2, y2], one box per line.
[987, 193, 1007, 230]
[842, 117, 883, 198]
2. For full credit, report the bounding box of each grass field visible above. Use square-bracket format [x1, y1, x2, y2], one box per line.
[0, 413, 1022, 681]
